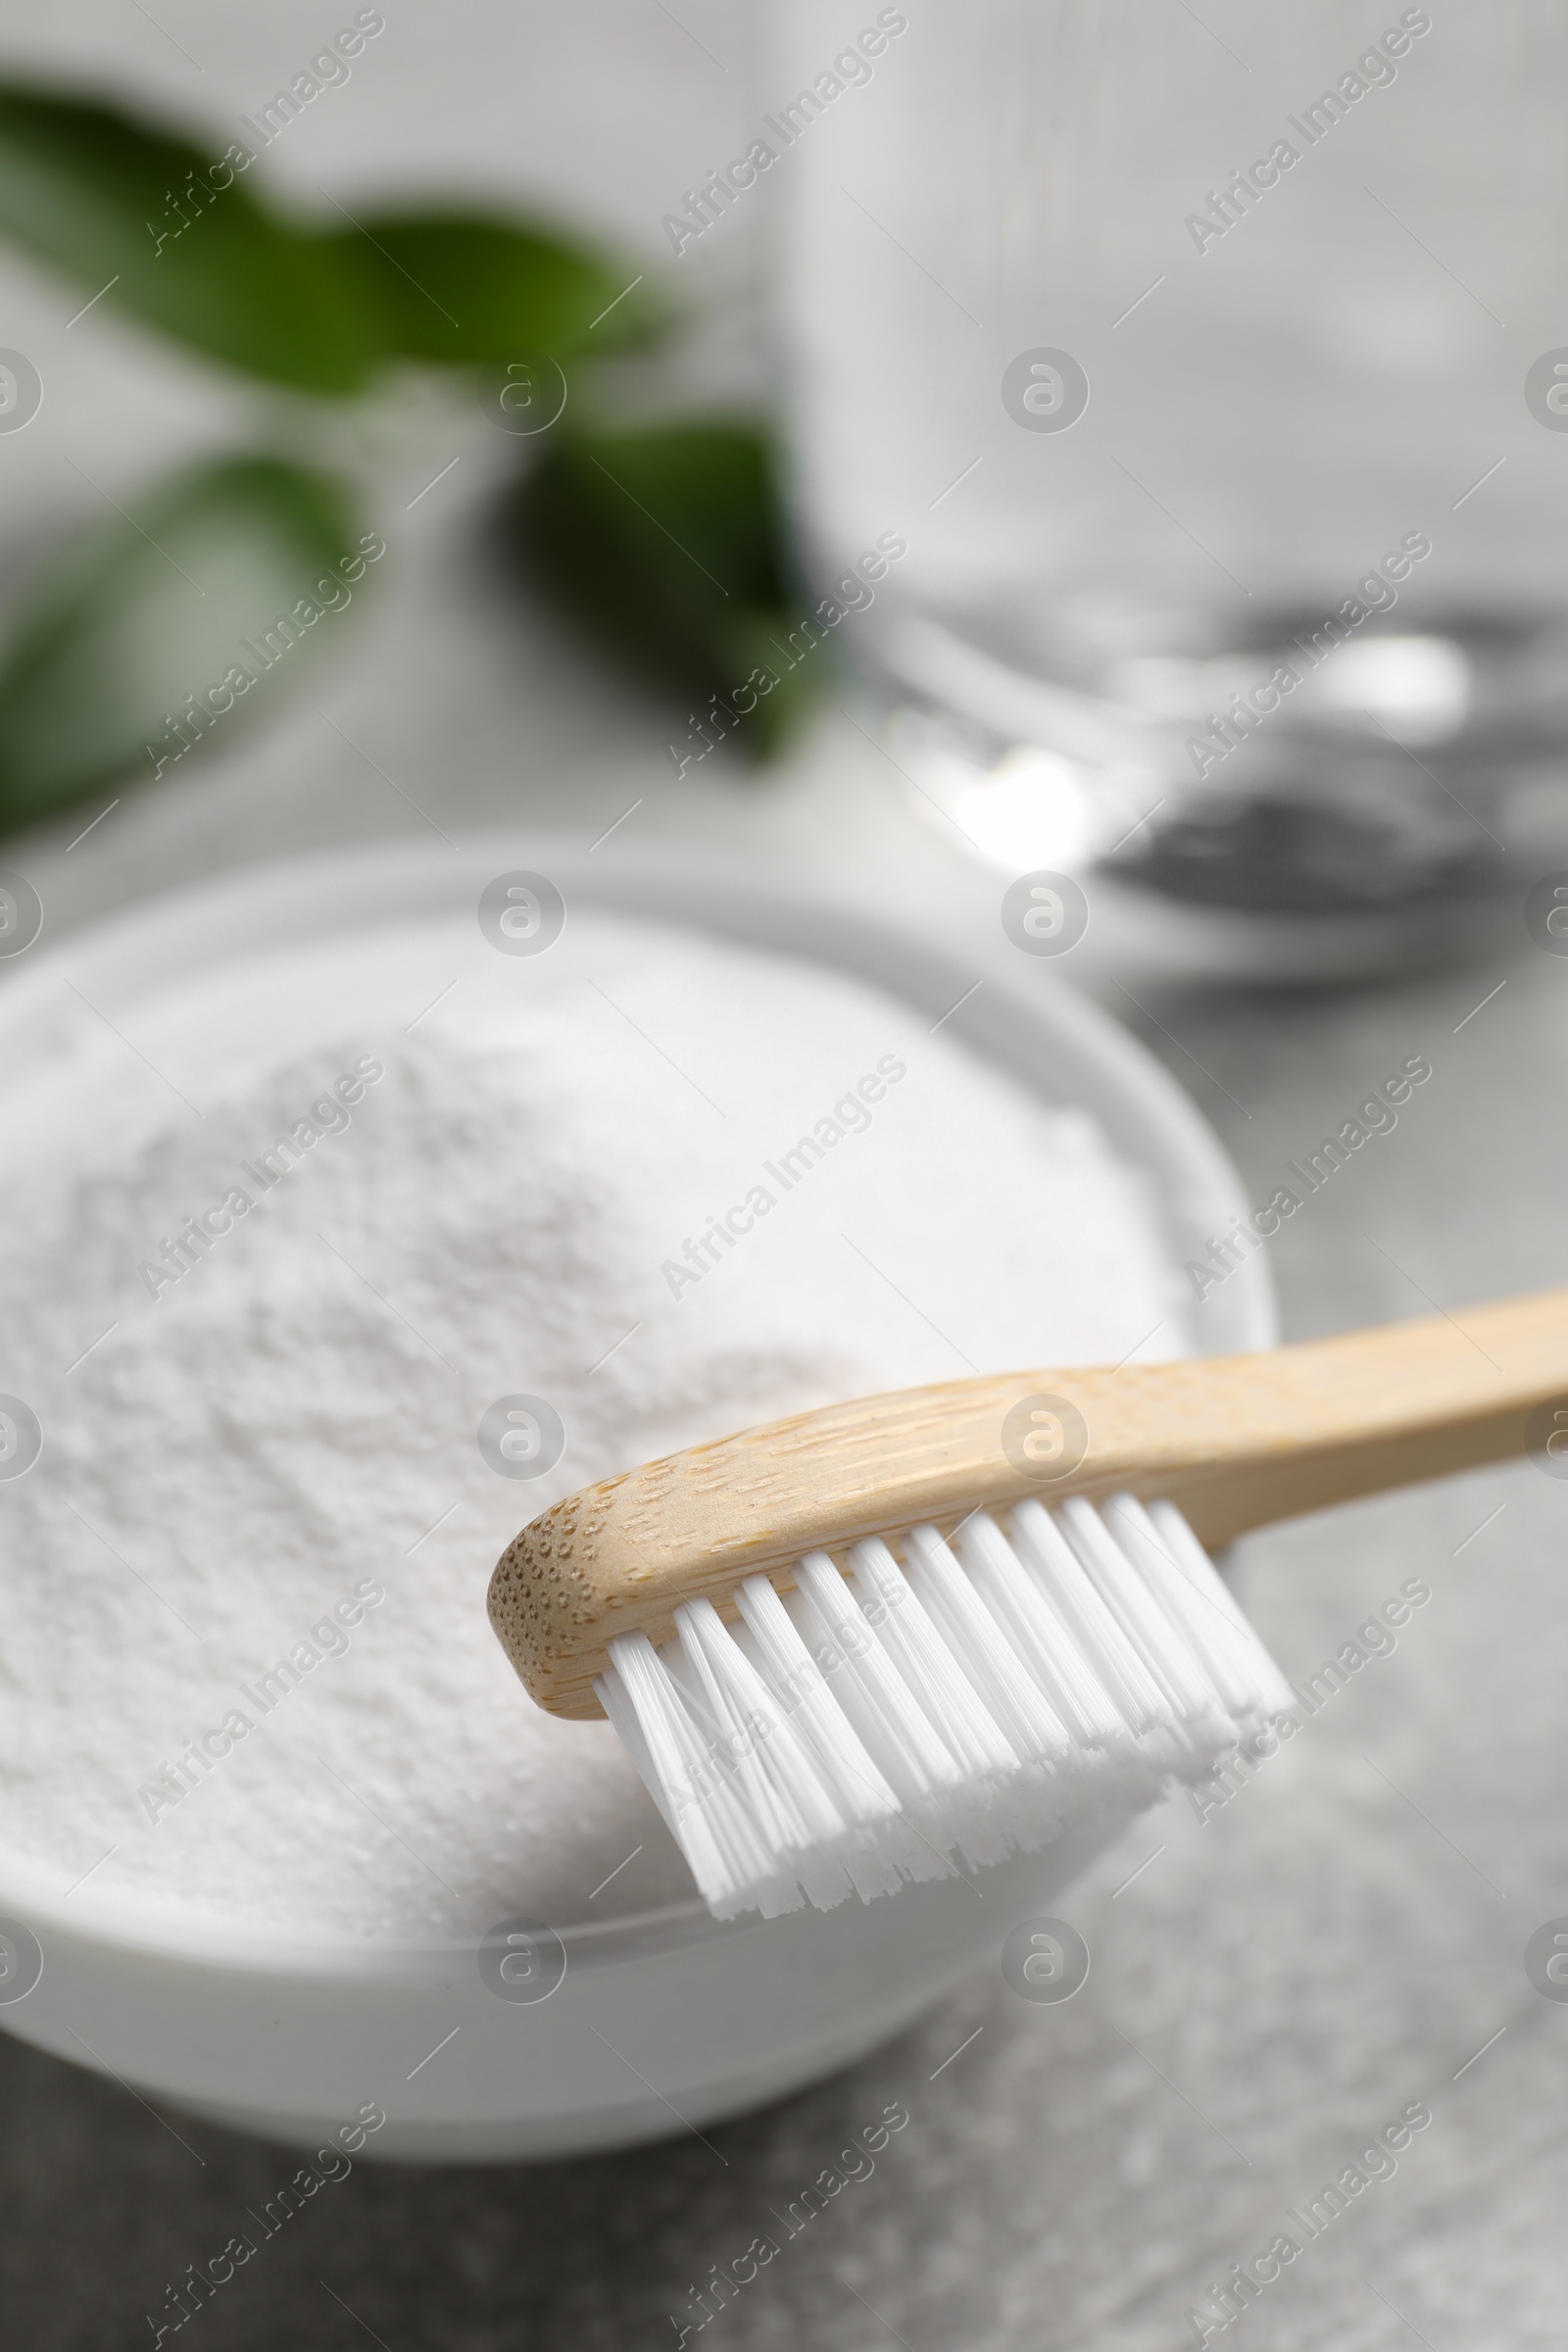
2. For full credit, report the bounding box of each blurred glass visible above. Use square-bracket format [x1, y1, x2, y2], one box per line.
[777, 2, 1568, 971]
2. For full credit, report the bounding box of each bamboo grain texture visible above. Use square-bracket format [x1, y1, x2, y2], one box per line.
[488, 1284, 1568, 1719]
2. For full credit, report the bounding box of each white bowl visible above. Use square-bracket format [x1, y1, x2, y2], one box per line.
[0, 835, 1274, 2162]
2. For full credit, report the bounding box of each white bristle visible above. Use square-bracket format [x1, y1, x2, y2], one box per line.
[672, 1598, 842, 1851]
[1140, 1496, 1300, 1727]
[896, 1525, 1069, 1770]
[1006, 1498, 1182, 1756]
[789, 1551, 970, 1802]
[597, 1495, 1290, 1920]
[952, 1508, 1127, 1753]
[848, 1537, 1021, 1776]
[732, 1573, 900, 1823]
[1054, 1494, 1235, 1754]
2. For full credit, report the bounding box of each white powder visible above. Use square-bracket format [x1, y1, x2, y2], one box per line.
[0, 914, 1189, 1939]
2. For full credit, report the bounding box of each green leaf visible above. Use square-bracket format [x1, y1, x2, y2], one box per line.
[0, 82, 381, 391]
[507, 421, 818, 761]
[319, 212, 663, 364]
[0, 87, 665, 393]
[0, 457, 375, 828]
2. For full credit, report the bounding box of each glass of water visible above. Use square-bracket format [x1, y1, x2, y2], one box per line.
[775, 1, 1568, 972]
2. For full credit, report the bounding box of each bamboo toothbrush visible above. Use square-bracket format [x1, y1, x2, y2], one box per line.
[488, 1285, 1568, 1920]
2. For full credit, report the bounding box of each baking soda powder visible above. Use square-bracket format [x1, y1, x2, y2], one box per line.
[0, 917, 1186, 1937]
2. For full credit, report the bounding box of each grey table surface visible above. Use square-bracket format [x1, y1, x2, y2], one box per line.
[4, 5, 1568, 2346]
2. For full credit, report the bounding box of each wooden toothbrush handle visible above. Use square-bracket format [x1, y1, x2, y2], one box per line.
[489, 1284, 1568, 1718]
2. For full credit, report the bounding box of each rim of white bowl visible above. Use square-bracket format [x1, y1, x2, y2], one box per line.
[0, 831, 1276, 1982]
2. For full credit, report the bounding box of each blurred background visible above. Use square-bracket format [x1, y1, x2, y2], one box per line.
[6, 4, 1568, 2347]
[12, 1, 1566, 979]
[0, 2, 765, 865]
